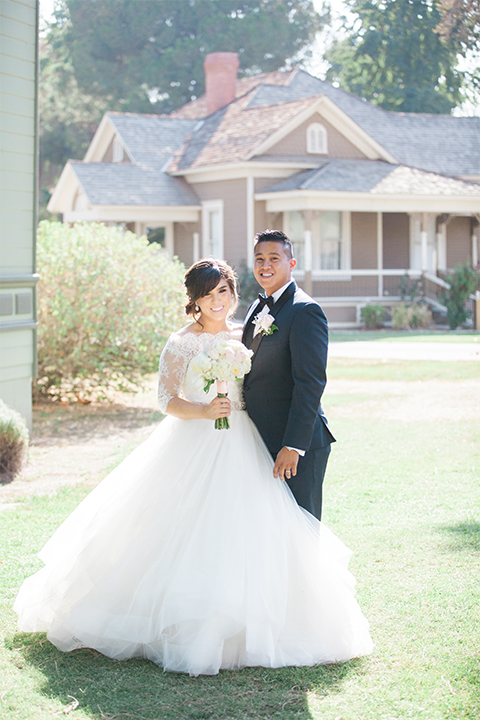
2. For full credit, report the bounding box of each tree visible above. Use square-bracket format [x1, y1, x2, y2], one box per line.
[49, 0, 327, 114]
[435, 0, 480, 52]
[39, 32, 110, 218]
[40, 0, 327, 215]
[324, 0, 464, 113]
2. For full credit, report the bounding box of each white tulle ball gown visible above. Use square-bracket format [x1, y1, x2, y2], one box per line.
[14, 330, 373, 676]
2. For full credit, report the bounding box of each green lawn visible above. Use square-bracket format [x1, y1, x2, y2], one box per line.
[1, 363, 479, 719]
[330, 330, 480, 343]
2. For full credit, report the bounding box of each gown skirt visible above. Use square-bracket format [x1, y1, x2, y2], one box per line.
[14, 409, 373, 676]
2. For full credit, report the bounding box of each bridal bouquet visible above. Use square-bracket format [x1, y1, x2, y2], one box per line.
[191, 338, 253, 429]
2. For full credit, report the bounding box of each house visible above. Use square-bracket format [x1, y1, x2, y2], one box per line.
[0, 0, 39, 430]
[48, 52, 480, 327]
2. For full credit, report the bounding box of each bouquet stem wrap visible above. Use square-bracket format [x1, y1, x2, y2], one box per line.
[215, 380, 229, 430]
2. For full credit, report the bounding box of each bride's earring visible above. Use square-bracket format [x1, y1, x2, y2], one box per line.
[195, 305, 200, 313]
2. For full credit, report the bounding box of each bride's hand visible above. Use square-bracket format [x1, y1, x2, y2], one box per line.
[202, 396, 231, 421]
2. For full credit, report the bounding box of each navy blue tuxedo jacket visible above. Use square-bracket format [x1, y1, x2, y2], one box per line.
[242, 282, 335, 457]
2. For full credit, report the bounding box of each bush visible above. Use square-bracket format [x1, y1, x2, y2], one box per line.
[392, 303, 432, 330]
[0, 399, 29, 484]
[438, 263, 480, 330]
[360, 304, 385, 329]
[236, 260, 262, 315]
[36, 222, 187, 400]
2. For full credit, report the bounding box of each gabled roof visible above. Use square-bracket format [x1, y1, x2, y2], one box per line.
[71, 161, 199, 206]
[171, 68, 480, 178]
[107, 113, 199, 168]
[263, 158, 480, 196]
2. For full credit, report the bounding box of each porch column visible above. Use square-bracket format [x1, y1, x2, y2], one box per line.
[421, 213, 429, 272]
[472, 230, 478, 267]
[304, 210, 312, 296]
[377, 211, 383, 298]
[165, 222, 174, 259]
[193, 232, 200, 263]
[246, 176, 255, 268]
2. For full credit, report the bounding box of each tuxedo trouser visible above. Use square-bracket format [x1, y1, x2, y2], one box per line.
[285, 444, 331, 522]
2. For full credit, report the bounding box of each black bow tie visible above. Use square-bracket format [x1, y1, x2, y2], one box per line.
[256, 294, 274, 311]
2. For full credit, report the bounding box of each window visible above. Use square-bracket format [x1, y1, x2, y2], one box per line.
[306, 123, 328, 155]
[202, 200, 224, 258]
[147, 227, 165, 246]
[112, 136, 124, 163]
[285, 211, 348, 272]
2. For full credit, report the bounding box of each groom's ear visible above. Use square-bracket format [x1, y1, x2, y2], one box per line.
[290, 258, 296, 271]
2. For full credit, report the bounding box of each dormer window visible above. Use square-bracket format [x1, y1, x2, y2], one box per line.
[306, 123, 328, 155]
[112, 136, 124, 163]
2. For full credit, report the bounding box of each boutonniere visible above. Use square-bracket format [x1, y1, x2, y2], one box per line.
[252, 305, 278, 338]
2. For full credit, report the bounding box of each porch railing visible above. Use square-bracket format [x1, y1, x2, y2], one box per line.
[293, 268, 451, 305]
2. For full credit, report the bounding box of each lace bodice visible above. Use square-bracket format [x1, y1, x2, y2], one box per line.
[157, 329, 246, 414]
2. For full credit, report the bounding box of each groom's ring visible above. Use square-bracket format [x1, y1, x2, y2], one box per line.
[285, 470, 291, 476]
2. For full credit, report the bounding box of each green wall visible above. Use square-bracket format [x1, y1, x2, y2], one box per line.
[0, 0, 39, 430]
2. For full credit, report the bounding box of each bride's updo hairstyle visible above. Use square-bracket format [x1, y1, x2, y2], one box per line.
[184, 259, 238, 319]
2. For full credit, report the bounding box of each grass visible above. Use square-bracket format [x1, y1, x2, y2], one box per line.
[327, 357, 480, 381]
[330, 330, 480, 343]
[1, 360, 479, 719]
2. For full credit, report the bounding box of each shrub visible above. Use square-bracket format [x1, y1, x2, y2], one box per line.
[0, 399, 29, 484]
[392, 303, 432, 330]
[36, 222, 187, 400]
[236, 260, 262, 314]
[438, 263, 480, 330]
[360, 304, 385, 329]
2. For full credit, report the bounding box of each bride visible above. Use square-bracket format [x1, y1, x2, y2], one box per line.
[14, 259, 373, 676]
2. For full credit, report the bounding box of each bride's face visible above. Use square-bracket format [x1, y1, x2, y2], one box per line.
[196, 280, 233, 323]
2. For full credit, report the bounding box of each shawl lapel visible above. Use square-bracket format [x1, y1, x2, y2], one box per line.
[246, 282, 296, 359]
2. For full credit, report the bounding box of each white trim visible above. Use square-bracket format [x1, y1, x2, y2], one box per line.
[174, 162, 318, 183]
[304, 230, 312, 271]
[472, 233, 478, 267]
[342, 210, 351, 271]
[246, 176, 255, 269]
[62, 205, 201, 223]
[257, 191, 480, 214]
[165, 222, 174, 259]
[193, 232, 200, 263]
[247, 96, 397, 163]
[201, 199, 224, 259]
[377, 211, 383, 297]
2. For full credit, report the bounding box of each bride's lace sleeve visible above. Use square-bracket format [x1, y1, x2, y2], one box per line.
[157, 333, 192, 413]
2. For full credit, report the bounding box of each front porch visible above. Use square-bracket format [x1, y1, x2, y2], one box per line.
[293, 268, 451, 328]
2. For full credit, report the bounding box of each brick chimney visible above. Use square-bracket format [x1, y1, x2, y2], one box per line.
[203, 52, 240, 116]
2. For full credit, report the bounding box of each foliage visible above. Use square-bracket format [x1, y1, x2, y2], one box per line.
[325, 0, 463, 113]
[38, 36, 110, 219]
[435, 0, 480, 53]
[55, 0, 326, 114]
[438, 262, 480, 330]
[236, 260, 262, 315]
[399, 273, 425, 304]
[36, 222, 186, 400]
[391, 302, 432, 330]
[0, 399, 29, 485]
[360, 303, 385, 329]
[39, 0, 327, 217]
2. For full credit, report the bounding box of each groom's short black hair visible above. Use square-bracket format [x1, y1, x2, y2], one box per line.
[254, 230, 293, 259]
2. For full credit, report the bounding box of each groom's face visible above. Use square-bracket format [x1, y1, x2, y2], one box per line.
[253, 241, 296, 296]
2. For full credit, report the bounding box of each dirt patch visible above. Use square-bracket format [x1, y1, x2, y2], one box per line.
[1, 376, 479, 506]
[0, 377, 162, 505]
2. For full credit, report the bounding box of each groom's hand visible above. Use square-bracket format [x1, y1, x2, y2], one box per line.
[273, 447, 299, 482]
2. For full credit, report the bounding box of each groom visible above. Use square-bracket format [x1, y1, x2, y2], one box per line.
[242, 229, 335, 521]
